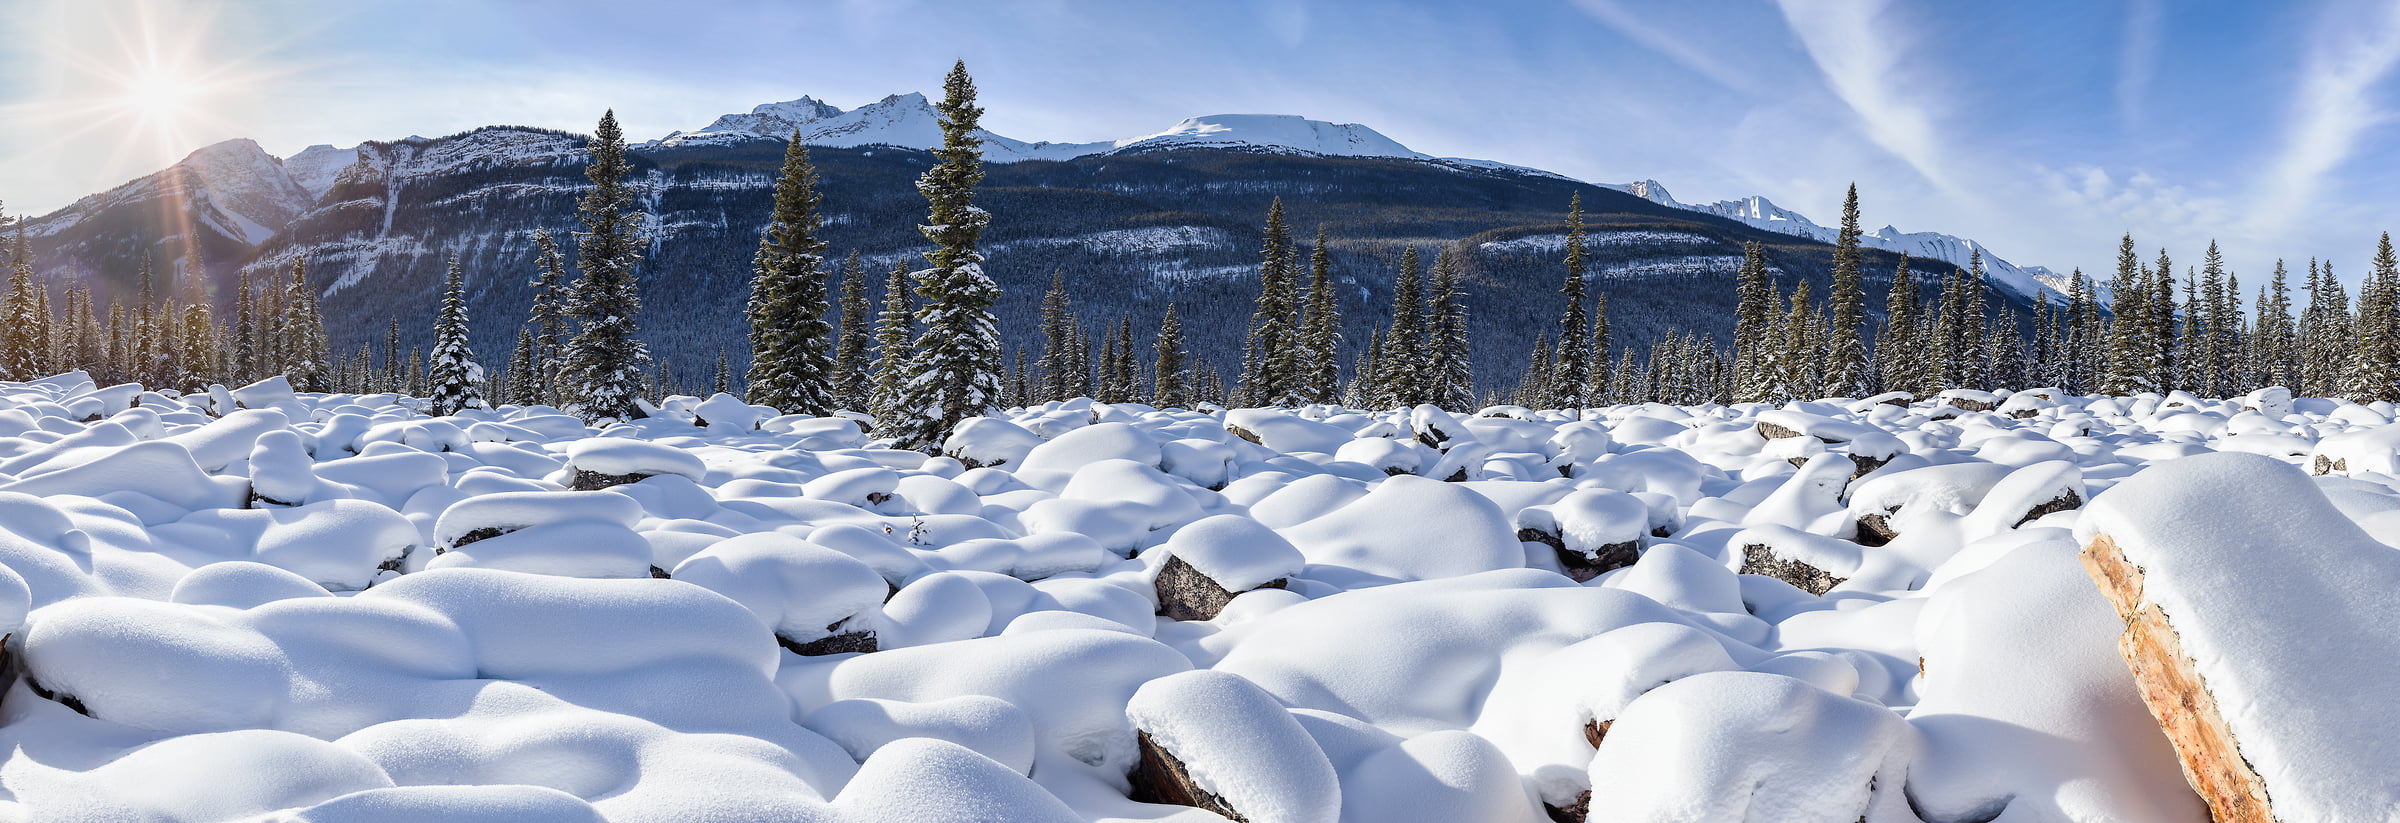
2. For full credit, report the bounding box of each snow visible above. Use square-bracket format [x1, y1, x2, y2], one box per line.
[0, 370, 2388, 819]
[2077, 451, 2400, 821]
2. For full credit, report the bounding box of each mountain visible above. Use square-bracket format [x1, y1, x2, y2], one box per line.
[18, 138, 316, 292]
[1606, 179, 2078, 304]
[14, 91, 2053, 394]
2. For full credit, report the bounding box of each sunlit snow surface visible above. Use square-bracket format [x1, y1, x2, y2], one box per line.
[9, 373, 2385, 821]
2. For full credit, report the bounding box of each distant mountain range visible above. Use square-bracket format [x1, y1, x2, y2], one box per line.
[7, 91, 2052, 390]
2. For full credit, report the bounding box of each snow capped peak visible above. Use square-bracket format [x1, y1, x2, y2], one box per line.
[1618, 179, 1682, 208]
[282, 143, 361, 200]
[700, 95, 844, 138]
[1108, 114, 1426, 159]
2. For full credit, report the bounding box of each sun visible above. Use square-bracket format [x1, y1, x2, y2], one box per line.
[122, 68, 196, 122]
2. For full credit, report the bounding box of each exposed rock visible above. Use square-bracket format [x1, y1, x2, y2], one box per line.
[2311, 455, 2348, 476]
[2080, 533, 2274, 823]
[569, 469, 652, 491]
[779, 619, 879, 656]
[2009, 490, 2082, 528]
[1520, 527, 1636, 583]
[1128, 730, 1246, 821]
[1227, 425, 1263, 446]
[1154, 554, 1288, 622]
[648, 565, 672, 579]
[1855, 512, 1899, 547]
[448, 526, 511, 550]
[1741, 542, 1846, 596]
[1756, 421, 1805, 440]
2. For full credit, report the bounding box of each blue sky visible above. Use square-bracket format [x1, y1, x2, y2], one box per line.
[8, 0, 2400, 286]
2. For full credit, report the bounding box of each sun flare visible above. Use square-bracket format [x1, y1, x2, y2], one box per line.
[121, 68, 195, 121]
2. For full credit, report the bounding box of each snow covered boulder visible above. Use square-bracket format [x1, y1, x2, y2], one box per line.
[558, 437, 707, 490]
[1224, 409, 1351, 455]
[1515, 489, 1649, 582]
[671, 532, 886, 655]
[230, 374, 299, 410]
[1585, 671, 1916, 823]
[1153, 515, 1304, 621]
[1280, 475, 1522, 582]
[690, 393, 768, 431]
[942, 417, 1044, 469]
[2079, 451, 2400, 823]
[429, 491, 655, 579]
[1126, 670, 1340, 823]
[1019, 421, 1162, 473]
[1937, 389, 2000, 412]
[1733, 524, 1859, 596]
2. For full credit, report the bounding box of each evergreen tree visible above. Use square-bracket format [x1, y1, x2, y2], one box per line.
[2064, 269, 2097, 394]
[744, 133, 837, 415]
[1518, 333, 1552, 407]
[830, 252, 874, 410]
[1427, 245, 1475, 410]
[1347, 325, 1383, 408]
[2259, 259, 2297, 390]
[2152, 248, 2178, 392]
[1374, 247, 1428, 407]
[1237, 198, 1304, 406]
[1036, 272, 1076, 402]
[1587, 292, 1612, 404]
[2104, 236, 2157, 394]
[1153, 303, 1189, 408]
[507, 326, 539, 406]
[382, 317, 403, 394]
[1780, 278, 1819, 400]
[1732, 242, 1775, 402]
[872, 259, 914, 422]
[887, 61, 1004, 449]
[1106, 315, 1138, 403]
[714, 348, 733, 397]
[427, 257, 486, 416]
[1551, 194, 1592, 407]
[405, 346, 425, 398]
[2351, 233, 2400, 401]
[1825, 184, 1870, 395]
[561, 109, 651, 422]
[1298, 226, 1342, 403]
[283, 257, 331, 392]
[525, 229, 571, 405]
[1879, 253, 1921, 395]
[0, 226, 39, 379]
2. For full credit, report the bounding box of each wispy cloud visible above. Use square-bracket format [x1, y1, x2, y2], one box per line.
[1570, 0, 1762, 95]
[2249, 0, 2400, 238]
[2116, 0, 2162, 134]
[1770, 0, 1954, 192]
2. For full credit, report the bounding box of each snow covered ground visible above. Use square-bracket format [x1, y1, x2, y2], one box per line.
[0, 372, 2390, 820]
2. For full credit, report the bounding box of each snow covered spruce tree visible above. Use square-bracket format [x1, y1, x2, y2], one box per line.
[282, 257, 332, 392]
[1298, 226, 1342, 403]
[1428, 245, 1474, 410]
[561, 110, 651, 423]
[525, 229, 571, 406]
[1551, 194, 1591, 408]
[507, 326, 538, 406]
[1373, 246, 1428, 407]
[1878, 252, 1921, 396]
[2350, 233, 2400, 402]
[1237, 198, 1304, 406]
[745, 133, 837, 415]
[0, 225, 41, 379]
[1731, 242, 1774, 402]
[427, 257, 486, 416]
[830, 252, 874, 410]
[1586, 291, 1612, 402]
[1036, 272, 1076, 402]
[1825, 184, 1869, 396]
[886, 61, 1005, 450]
[871, 259, 914, 426]
[1153, 302, 1189, 408]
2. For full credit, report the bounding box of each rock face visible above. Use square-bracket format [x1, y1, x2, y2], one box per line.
[1154, 555, 1287, 622]
[569, 469, 651, 491]
[1516, 528, 1636, 583]
[779, 619, 878, 656]
[1740, 543, 1845, 595]
[1129, 730, 1246, 820]
[2080, 533, 2273, 823]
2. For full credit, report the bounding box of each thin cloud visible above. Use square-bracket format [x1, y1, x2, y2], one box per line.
[1571, 0, 1763, 95]
[2249, 0, 2400, 238]
[2117, 0, 2162, 134]
[1770, 0, 1955, 193]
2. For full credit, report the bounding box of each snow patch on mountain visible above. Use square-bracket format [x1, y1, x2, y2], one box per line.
[1605, 180, 2067, 302]
[281, 144, 361, 201]
[1108, 114, 1425, 159]
[26, 139, 314, 250]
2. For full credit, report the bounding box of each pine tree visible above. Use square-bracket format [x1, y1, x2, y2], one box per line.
[1587, 291, 1612, 404]
[405, 346, 425, 398]
[1153, 303, 1189, 408]
[1781, 278, 1819, 400]
[871, 259, 915, 421]
[382, 317, 403, 393]
[507, 326, 539, 406]
[526, 229, 571, 405]
[561, 109, 651, 422]
[1298, 226, 1342, 404]
[1106, 315, 1138, 403]
[1551, 194, 1591, 408]
[1878, 253, 1922, 396]
[1518, 333, 1552, 406]
[830, 252, 874, 410]
[1374, 247, 1428, 407]
[1347, 325, 1383, 408]
[887, 61, 1004, 449]
[0, 225, 39, 379]
[283, 257, 331, 392]
[2104, 235, 2156, 395]
[1237, 198, 1304, 406]
[745, 133, 836, 415]
[1825, 183, 1870, 396]
[427, 257, 486, 416]
[714, 348, 733, 397]
[2063, 269, 2096, 394]
[1427, 245, 1475, 410]
[2151, 248, 2178, 392]
[1036, 272, 1076, 402]
[2260, 259, 2297, 390]
[1732, 242, 1775, 402]
[2351, 233, 2400, 401]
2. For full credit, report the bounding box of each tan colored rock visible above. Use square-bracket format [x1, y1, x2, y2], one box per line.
[2080, 534, 2273, 823]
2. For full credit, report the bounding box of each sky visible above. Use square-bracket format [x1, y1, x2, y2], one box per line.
[6, 0, 2400, 285]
